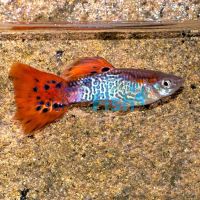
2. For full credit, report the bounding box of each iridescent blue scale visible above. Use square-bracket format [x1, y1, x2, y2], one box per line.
[67, 73, 148, 110]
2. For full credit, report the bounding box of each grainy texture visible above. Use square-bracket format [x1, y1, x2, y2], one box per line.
[0, 0, 199, 22]
[0, 1, 200, 200]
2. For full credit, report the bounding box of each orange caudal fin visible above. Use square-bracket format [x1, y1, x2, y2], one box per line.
[61, 57, 114, 80]
[9, 63, 68, 134]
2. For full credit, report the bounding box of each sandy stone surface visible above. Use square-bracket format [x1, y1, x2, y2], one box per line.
[0, 0, 199, 22]
[0, 1, 200, 200]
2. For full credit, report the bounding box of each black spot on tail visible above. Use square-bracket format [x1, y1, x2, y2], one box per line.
[53, 103, 59, 109]
[33, 87, 38, 92]
[38, 101, 44, 105]
[36, 106, 42, 111]
[42, 108, 49, 113]
[46, 102, 51, 107]
[44, 84, 50, 90]
[59, 104, 64, 108]
[56, 82, 62, 88]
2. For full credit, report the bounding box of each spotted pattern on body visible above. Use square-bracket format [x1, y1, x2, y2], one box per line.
[67, 74, 148, 109]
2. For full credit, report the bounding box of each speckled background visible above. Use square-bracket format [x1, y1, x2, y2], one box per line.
[0, 1, 200, 200]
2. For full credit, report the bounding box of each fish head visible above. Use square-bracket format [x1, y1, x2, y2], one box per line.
[143, 71, 184, 105]
[152, 72, 184, 98]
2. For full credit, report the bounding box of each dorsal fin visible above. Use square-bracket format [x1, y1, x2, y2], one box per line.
[61, 57, 114, 80]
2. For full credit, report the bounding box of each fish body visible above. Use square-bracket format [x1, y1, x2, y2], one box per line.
[9, 57, 183, 134]
[65, 69, 183, 110]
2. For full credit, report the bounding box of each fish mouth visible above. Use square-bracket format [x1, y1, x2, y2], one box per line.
[173, 77, 184, 93]
[172, 77, 184, 96]
[178, 77, 184, 85]
[176, 77, 184, 88]
[171, 74, 184, 88]
[177, 77, 185, 88]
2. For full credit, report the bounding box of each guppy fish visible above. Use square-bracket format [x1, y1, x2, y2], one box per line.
[9, 57, 183, 134]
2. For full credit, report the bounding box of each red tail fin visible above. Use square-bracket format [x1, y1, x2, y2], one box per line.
[9, 63, 68, 134]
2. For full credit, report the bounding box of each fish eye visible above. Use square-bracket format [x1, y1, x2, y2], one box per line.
[161, 80, 172, 88]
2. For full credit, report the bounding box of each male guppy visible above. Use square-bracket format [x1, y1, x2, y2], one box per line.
[9, 57, 183, 134]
